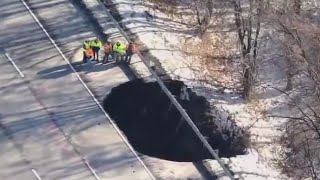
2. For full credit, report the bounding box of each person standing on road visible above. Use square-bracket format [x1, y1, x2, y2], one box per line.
[103, 39, 113, 64]
[90, 37, 103, 62]
[125, 41, 137, 64]
[85, 46, 94, 63]
[82, 40, 91, 63]
[113, 41, 126, 62]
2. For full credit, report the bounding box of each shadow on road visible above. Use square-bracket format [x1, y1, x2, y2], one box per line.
[37, 61, 136, 81]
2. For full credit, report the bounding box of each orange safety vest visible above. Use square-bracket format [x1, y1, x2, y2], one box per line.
[104, 43, 112, 53]
[85, 48, 93, 57]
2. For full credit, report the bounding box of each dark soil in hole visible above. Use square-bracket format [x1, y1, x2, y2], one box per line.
[103, 79, 249, 162]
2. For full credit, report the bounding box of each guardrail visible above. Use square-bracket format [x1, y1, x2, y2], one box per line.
[95, 0, 235, 179]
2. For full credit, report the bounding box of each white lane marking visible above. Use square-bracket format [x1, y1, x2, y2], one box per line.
[4, 53, 25, 78]
[31, 169, 42, 180]
[84, 160, 101, 180]
[19, 0, 155, 180]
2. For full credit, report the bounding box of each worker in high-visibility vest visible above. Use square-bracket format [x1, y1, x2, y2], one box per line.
[113, 41, 126, 62]
[125, 41, 137, 64]
[102, 39, 113, 64]
[85, 46, 94, 63]
[90, 37, 103, 62]
[82, 40, 91, 63]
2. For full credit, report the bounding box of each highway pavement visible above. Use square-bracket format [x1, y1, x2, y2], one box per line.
[0, 0, 154, 179]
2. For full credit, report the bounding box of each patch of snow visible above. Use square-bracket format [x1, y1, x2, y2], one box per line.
[107, 0, 292, 179]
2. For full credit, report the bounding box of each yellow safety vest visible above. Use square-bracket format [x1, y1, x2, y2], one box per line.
[114, 43, 125, 54]
[91, 40, 102, 48]
[83, 41, 90, 51]
[113, 43, 118, 51]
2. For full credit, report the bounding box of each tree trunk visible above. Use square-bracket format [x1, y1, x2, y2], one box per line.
[233, 0, 261, 100]
[284, 52, 293, 91]
[293, 0, 301, 14]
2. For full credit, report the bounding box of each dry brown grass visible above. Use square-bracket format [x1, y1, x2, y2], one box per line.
[140, 0, 240, 89]
[182, 32, 240, 89]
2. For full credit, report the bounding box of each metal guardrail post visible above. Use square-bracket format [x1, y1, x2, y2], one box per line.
[95, 1, 235, 179]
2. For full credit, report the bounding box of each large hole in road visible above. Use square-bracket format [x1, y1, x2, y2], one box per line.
[103, 79, 249, 162]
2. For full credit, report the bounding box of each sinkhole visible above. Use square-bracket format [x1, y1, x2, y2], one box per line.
[103, 79, 249, 162]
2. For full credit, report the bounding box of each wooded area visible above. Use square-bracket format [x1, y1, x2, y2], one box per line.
[142, 0, 320, 179]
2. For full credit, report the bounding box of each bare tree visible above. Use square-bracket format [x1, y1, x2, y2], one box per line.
[191, 0, 214, 35]
[270, 87, 320, 179]
[266, 1, 320, 178]
[232, 0, 262, 99]
[293, 0, 301, 14]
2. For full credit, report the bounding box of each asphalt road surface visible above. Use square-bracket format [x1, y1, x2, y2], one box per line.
[0, 0, 154, 179]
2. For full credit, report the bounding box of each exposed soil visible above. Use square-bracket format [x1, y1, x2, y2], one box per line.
[103, 79, 248, 162]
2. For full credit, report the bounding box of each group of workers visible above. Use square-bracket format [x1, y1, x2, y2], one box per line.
[83, 37, 137, 64]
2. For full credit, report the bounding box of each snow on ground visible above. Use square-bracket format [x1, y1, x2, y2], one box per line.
[106, 0, 291, 179]
[109, 0, 198, 80]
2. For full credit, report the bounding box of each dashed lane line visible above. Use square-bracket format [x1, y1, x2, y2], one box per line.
[4, 52, 25, 78]
[31, 169, 42, 180]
